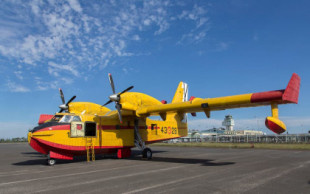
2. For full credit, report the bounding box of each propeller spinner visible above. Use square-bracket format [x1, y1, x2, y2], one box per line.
[103, 73, 134, 123]
[58, 88, 76, 113]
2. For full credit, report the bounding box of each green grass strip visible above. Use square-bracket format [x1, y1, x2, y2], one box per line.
[151, 142, 310, 150]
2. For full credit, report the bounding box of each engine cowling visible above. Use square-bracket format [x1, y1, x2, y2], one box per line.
[265, 116, 286, 134]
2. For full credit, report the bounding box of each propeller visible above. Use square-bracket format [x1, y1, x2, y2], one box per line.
[103, 73, 134, 123]
[58, 88, 76, 113]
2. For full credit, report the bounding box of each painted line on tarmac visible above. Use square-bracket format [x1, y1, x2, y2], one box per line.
[222, 160, 310, 193]
[0, 170, 29, 176]
[32, 165, 187, 193]
[0, 159, 141, 177]
[123, 173, 207, 194]
[0, 163, 145, 186]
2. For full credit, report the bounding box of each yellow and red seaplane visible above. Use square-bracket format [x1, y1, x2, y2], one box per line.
[28, 73, 300, 165]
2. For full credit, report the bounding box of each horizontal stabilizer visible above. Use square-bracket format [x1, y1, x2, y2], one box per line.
[38, 114, 54, 125]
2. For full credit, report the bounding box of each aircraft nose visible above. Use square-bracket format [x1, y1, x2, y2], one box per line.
[27, 131, 32, 143]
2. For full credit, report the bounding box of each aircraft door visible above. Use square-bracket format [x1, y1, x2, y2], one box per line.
[71, 122, 85, 137]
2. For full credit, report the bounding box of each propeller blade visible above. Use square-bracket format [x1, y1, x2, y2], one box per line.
[103, 100, 113, 106]
[66, 95, 76, 106]
[58, 109, 64, 113]
[119, 86, 134, 96]
[59, 88, 65, 104]
[115, 103, 123, 124]
[108, 73, 116, 94]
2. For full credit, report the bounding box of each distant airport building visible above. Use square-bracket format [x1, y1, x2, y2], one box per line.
[187, 129, 201, 138]
[189, 115, 264, 137]
[200, 127, 226, 137]
[222, 115, 234, 131]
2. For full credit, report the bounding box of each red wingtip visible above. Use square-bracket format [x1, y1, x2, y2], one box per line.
[283, 73, 300, 104]
[265, 117, 286, 134]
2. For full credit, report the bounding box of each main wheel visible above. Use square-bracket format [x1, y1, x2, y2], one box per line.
[142, 148, 152, 159]
[47, 159, 56, 166]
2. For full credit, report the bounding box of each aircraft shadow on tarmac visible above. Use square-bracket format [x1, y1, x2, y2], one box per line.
[13, 151, 167, 166]
[13, 156, 92, 166]
[129, 150, 235, 166]
[13, 150, 234, 167]
[21, 152, 46, 158]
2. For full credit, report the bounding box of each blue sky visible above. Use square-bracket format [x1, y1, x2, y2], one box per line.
[0, 0, 309, 138]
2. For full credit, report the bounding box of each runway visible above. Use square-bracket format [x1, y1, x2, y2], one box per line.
[0, 143, 309, 194]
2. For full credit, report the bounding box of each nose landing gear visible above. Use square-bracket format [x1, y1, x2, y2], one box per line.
[47, 153, 56, 166]
[47, 158, 56, 166]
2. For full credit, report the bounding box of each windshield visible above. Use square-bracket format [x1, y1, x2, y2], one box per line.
[51, 115, 63, 122]
[59, 115, 81, 123]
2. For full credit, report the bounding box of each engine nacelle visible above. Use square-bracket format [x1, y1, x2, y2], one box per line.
[265, 116, 286, 134]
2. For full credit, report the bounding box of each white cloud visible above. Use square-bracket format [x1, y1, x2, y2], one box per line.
[0, 1, 211, 91]
[188, 118, 222, 130]
[14, 71, 23, 80]
[132, 35, 141, 41]
[48, 62, 79, 77]
[6, 80, 30, 92]
[176, 4, 210, 44]
[68, 0, 82, 13]
[215, 42, 229, 51]
[0, 122, 34, 138]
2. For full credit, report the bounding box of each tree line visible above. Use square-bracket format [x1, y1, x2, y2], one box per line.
[0, 137, 27, 143]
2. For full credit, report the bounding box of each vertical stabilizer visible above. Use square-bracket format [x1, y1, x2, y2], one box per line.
[171, 82, 188, 123]
[172, 82, 188, 103]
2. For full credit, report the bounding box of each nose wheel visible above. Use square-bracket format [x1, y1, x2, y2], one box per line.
[47, 159, 56, 166]
[142, 148, 152, 160]
[47, 153, 56, 166]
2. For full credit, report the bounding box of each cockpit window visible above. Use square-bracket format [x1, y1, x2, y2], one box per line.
[59, 115, 73, 123]
[51, 115, 63, 122]
[72, 116, 81, 122]
[59, 115, 81, 123]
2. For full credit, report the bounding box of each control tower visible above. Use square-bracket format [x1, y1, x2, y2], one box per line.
[222, 115, 234, 131]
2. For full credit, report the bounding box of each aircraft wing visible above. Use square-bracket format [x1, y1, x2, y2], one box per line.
[135, 73, 300, 134]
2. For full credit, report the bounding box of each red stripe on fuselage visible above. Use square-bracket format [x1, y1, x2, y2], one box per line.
[32, 137, 133, 151]
[33, 124, 70, 133]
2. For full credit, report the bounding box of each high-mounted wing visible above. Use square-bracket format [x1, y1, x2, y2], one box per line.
[135, 73, 300, 134]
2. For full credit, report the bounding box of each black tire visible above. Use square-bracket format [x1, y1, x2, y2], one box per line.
[47, 159, 56, 166]
[142, 148, 152, 159]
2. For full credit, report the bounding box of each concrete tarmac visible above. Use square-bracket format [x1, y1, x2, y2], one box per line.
[0, 143, 309, 194]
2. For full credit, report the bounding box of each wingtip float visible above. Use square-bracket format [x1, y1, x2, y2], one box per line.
[28, 73, 300, 165]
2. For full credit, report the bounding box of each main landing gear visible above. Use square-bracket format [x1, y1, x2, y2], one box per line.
[142, 147, 152, 160]
[134, 119, 153, 160]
